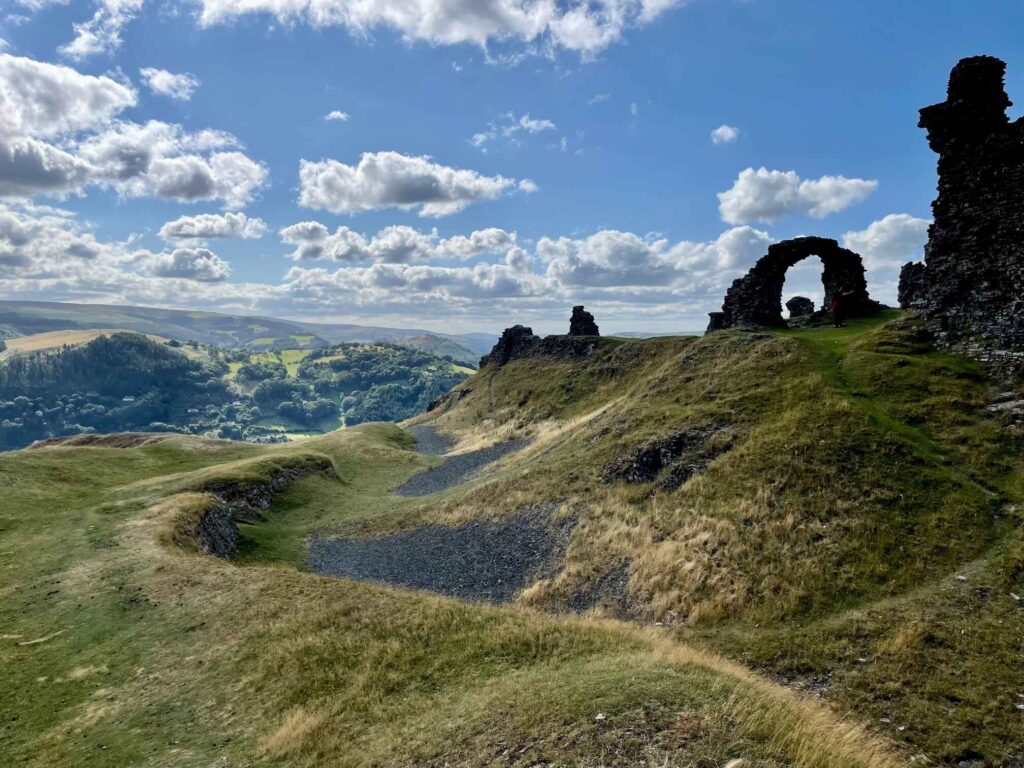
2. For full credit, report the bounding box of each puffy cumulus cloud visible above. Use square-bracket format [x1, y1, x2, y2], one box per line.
[671, 225, 774, 270]
[0, 136, 93, 197]
[0, 201, 235, 287]
[0, 200, 782, 333]
[541, 230, 676, 287]
[136, 246, 231, 281]
[324, 110, 350, 122]
[140, 67, 200, 101]
[194, 0, 689, 57]
[298, 151, 533, 217]
[283, 261, 544, 312]
[718, 167, 878, 225]
[280, 221, 517, 263]
[710, 124, 739, 144]
[159, 212, 267, 241]
[0, 53, 267, 208]
[0, 202, 106, 270]
[541, 226, 773, 289]
[59, 0, 144, 59]
[72, 120, 268, 207]
[842, 213, 931, 269]
[0, 53, 136, 138]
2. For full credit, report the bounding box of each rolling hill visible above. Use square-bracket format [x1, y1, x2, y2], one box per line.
[1, 312, 1021, 766]
[0, 300, 487, 366]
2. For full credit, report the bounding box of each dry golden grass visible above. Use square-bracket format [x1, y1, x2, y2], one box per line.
[0, 328, 190, 361]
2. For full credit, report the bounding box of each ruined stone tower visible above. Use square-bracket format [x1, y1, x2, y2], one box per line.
[900, 56, 1024, 374]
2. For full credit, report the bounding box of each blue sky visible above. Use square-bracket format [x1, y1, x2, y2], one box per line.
[1, 0, 1022, 334]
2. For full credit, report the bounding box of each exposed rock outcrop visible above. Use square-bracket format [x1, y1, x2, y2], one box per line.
[185, 456, 336, 558]
[899, 56, 1024, 376]
[568, 305, 600, 336]
[479, 325, 541, 367]
[427, 386, 472, 413]
[602, 425, 731, 491]
[786, 296, 815, 318]
[480, 324, 602, 368]
[707, 237, 882, 332]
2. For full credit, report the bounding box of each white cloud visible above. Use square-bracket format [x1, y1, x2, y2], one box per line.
[140, 67, 200, 101]
[0, 135, 93, 197]
[194, 0, 689, 57]
[542, 230, 675, 287]
[517, 113, 555, 133]
[137, 246, 231, 281]
[630, 101, 638, 116]
[588, 93, 610, 105]
[0, 53, 136, 138]
[159, 212, 267, 241]
[470, 111, 556, 151]
[542, 226, 773, 289]
[0, 201, 234, 288]
[325, 110, 350, 122]
[60, 0, 144, 60]
[710, 124, 739, 144]
[13, 0, 72, 10]
[0, 53, 266, 208]
[718, 167, 878, 225]
[280, 221, 517, 263]
[671, 225, 774, 270]
[77, 120, 268, 208]
[842, 213, 931, 269]
[297, 151, 532, 217]
[0, 200, 787, 332]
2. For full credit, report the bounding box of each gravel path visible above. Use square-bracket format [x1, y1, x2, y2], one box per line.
[308, 504, 572, 603]
[396, 437, 531, 497]
[405, 425, 455, 456]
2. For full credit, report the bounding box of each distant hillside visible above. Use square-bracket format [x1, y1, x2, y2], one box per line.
[0, 300, 486, 366]
[0, 332, 469, 450]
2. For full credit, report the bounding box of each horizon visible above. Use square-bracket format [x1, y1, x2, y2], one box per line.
[1, 2, 1022, 334]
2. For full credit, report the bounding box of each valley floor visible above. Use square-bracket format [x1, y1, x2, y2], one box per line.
[1, 312, 1021, 766]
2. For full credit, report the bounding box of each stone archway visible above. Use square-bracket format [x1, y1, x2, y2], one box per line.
[707, 236, 882, 332]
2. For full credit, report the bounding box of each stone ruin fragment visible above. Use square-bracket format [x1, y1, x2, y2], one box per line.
[899, 55, 1024, 375]
[568, 305, 600, 336]
[481, 307, 603, 367]
[707, 237, 882, 332]
[786, 296, 815, 318]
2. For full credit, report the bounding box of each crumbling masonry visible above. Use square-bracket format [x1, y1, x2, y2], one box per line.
[707, 236, 882, 331]
[899, 55, 1024, 375]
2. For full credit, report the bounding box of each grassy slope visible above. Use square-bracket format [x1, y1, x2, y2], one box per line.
[0, 437, 896, 766]
[2, 312, 1020, 766]
[396, 311, 1021, 764]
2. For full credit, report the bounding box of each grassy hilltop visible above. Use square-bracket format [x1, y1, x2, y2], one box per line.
[1, 312, 1021, 766]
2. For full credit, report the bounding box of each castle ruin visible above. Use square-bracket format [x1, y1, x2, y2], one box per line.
[899, 55, 1024, 375]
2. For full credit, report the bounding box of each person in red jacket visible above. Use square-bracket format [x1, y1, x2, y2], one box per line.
[831, 289, 855, 327]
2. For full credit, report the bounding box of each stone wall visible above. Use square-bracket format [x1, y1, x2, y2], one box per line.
[707, 237, 882, 332]
[899, 56, 1024, 377]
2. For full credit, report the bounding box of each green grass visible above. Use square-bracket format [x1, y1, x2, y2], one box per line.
[2, 312, 1020, 767]
[0, 429, 897, 768]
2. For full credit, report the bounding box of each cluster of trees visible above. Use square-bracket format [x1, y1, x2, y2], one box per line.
[0, 334, 239, 450]
[0, 334, 470, 451]
[232, 343, 468, 428]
